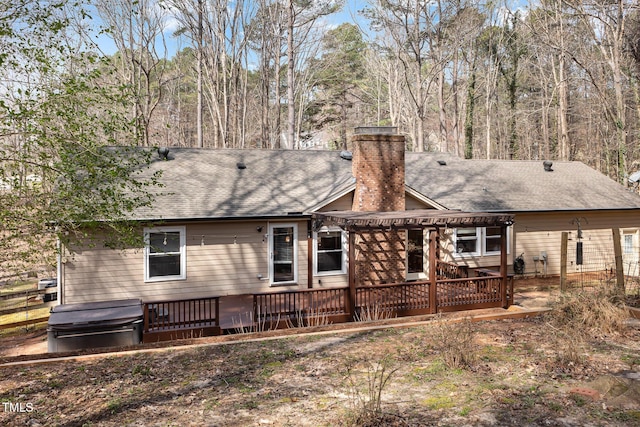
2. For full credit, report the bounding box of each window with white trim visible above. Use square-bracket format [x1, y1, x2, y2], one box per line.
[454, 227, 510, 257]
[483, 226, 503, 255]
[144, 226, 186, 282]
[623, 233, 634, 254]
[314, 227, 347, 275]
[455, 227, 480, 256]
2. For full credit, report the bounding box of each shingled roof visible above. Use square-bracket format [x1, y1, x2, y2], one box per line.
[135, 148, 640, 221]
[405, 153, 640, 212]
[135, 148, 354, 221]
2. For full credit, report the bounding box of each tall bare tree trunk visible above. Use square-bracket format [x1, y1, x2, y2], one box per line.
[197, 0, 203, 148]
[287, 0, 295, 149]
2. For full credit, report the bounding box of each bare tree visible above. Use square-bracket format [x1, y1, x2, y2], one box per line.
[94, 0, 171, 146]
[284, 0, 341, 149]
[563, 0, 639, 183]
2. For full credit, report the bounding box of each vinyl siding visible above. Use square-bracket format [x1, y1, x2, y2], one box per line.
[405, 193, 431, 210]
[62, 220, 310, 304]
[513, 210, 640, 276]
[319, 194, 353, 211]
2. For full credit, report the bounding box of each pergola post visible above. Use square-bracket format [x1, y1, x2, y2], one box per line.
[500, 224, 508, 308]
[428, 228, 438, 314]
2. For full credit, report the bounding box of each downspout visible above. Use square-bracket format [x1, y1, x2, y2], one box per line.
[56, 237, 63, 305]
[500, 224, 508, 308]
[307, 220, 313, 288]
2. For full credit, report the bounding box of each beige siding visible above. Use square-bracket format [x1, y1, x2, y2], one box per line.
[405, 193, 431, 210]
[318, 191, 431, 212]
[514, 211, 640, 276]
[311, 274, 348, 288]
[62, 220, 311, 304]
[319, 194, 353, 211]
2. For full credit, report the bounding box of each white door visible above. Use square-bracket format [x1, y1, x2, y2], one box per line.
[622, 230, 639, 277]
[406, 229, 427, 281]
[269, 223, 298, 284]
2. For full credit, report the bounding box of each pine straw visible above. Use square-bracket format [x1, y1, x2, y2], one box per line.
[547, 290, 629, 337]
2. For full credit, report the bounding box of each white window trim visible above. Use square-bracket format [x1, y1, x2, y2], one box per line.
[483, 226, 508, 256]
[622, 230, 637, 255]
[454, 226, 511, 258]
[144, 225, 187, 282]
[313, 226, 347, 276]
[453, 227, 481, 257]
[268, 223, 298, 286]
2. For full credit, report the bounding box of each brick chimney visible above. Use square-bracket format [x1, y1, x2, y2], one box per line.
[351, 128, 405, 212]
[350, 127, 406, 286]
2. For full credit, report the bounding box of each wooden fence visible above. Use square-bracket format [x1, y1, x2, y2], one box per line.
[0, 288, 55, 330]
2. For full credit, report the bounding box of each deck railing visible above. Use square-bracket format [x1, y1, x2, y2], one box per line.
[355, 281, 431, 317]
[253, 288, 350, 328]
[142, 296, 221, 342]
[436, 260, 464, 279]
[139, 272, 513, 339]
[437, 276, 503, 311]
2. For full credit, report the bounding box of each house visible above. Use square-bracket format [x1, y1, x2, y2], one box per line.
[405, 154, 640, 278]
[54, 129, 640, 340]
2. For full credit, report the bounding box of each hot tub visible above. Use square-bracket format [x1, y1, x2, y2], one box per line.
[47, 299, 143, 353]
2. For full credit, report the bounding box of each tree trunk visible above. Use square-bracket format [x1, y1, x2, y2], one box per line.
[286, 0, 295, 149]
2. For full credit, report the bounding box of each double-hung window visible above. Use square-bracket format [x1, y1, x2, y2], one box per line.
[455, 228, 481, 256]
[144, 226, 186, 282]
[314, 227, 346, 275]
[454, 227, 509, 257]
[483, 226, 503, 255]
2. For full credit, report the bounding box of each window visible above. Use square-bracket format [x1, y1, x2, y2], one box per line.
[623, 233, 634, 255]
[483, 226, 502, 255]
[455, 228, 480, 255]
[407, 229, 424, 274]
[269, 223, 298, 284]
[454, 227, 510, 257]
[144, 226, 186, 282]
[314, 227, 346, 275]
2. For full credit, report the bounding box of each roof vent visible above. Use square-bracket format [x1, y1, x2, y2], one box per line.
[339, 150, 353, 161]
[437, 160, 447, 166]
[543, 160, 553, 172]
[236, 162, 246, 170]
[158, 147, 170, 160]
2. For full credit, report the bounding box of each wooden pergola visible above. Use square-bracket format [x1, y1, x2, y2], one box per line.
[312, 209, 515, 314]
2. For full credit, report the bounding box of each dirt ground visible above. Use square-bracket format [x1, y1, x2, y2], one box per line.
[0, 280, 639, 426]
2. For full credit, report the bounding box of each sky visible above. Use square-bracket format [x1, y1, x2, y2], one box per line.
[90, 0, 530, 58]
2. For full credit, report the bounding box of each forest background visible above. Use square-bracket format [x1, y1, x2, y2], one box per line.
[1, 0, 640, 274]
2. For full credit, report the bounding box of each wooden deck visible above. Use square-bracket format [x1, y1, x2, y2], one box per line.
[141, 270, 513, 342]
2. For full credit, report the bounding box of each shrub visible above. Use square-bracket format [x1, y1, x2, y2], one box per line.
[342, 356, 405, 426]
[430, 317, 478, 370]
